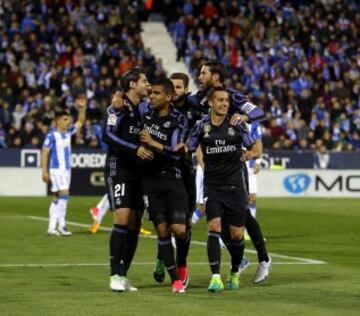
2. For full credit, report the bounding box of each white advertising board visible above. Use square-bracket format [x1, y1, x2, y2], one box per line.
[258, 169, 360, 198]
[0, 168, 47, 196]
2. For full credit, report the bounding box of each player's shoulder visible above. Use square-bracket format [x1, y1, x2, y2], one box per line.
[194, 114, 211, 129]
[106, 106, 123, 126]
[186, 91, 204, 106]
[226, 86, 247, 104]
[138, 100, 151, 115]
[170, 107, 188, 126]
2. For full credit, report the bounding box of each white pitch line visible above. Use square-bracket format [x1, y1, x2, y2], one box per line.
[0, 262, 320, 268]
[26, 215, 327, 265]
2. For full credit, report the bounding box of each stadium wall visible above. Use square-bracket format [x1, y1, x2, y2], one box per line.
[0, 167, 359, 198]
[0, 168, 46, 196]
[0, 149, 359, 197]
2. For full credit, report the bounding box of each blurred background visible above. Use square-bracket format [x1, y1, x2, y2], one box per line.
[0, 0, 359, 197]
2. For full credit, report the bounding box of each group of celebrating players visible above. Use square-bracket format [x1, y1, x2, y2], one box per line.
[41, 61, 272, 294]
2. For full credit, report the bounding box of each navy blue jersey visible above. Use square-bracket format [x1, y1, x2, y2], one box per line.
[186, 87, 265, 123]
[102, 99, 143, 177]
[173, 93, 209, 131]
[140, 102, 188, 177]
[188, 115, 255, 187]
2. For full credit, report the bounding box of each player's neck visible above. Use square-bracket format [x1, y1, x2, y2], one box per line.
[156, 105, 170, 117]
[125, 91, 140, 106]
[56, 126, 67, 133]
[212, 82, 223, 88]
[210, 113, 225, 126]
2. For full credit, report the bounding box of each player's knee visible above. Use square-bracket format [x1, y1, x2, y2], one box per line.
[230, 226, 244, 241]
[208, 218, 221, 233]
[173, 229, 186, 239]
[156, 223, 169, 237]
[113, 209, 130, 225]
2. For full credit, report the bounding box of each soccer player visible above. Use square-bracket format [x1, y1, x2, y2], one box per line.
[189, 60, 265, 124]
[103, 68, 153, 292]
[153, 73, 195, 287]
[185, 87, 260, 292]
[139, 78, 188, 293]
[88, 92, 152, 235]
[193, 61, 272, 283]
[41, 96, 86, 236]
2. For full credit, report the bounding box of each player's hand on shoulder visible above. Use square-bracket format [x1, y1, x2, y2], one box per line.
[111, 91, 124, 110]
[230, 113, 248, 125]
[75, 95, 87, 109]
[137, 145, 154, 160]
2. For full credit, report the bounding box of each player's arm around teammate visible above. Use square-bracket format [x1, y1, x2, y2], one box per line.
[103, 69, 153, 292]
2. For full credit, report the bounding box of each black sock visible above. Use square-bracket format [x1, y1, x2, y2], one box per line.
[229, 238, 245, 273]
[207, 231, 221, 275]
[245, 209, 269, 262]
[124, 228, 139, 275]
[220, 220, 231, 249]
[109, 224, 128, 276]
[176, 227, 192, 267]
[158, 236, 178, 281]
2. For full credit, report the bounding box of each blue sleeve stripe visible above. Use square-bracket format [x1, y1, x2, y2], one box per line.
[188, 121, 202, 152]
[243, 133, 255, 148]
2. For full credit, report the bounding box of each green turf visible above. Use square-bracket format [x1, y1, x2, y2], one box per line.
[0, 197, 360, 316]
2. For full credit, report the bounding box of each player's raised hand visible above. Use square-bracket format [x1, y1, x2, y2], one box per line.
[230, 113, 248, 125]
[111, 91, 124, 109]
[137, 145, 154, 160]
[75, 95, 87, 109]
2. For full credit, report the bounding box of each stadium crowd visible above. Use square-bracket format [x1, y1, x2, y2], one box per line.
[165, 0, 360, 152]
[0, 0, 359, 153]
[0, 0, 165, 149]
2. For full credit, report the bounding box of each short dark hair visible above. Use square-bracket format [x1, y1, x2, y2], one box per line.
[207, 87, 228, 100]
[120, 68, 145, 92]
[54, 110, 70, 119]
[170, 72, 190, 89]
[203, 61, 226, 83]
[151, 78, 175, 95]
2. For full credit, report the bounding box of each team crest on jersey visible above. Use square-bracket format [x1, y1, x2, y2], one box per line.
[203, 124, 211, 138]
[228, 127, 235, 136]
[163, 121, 171, 128]
[107, 114, 117, 126]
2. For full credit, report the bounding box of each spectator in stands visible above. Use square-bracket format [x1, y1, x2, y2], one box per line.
[0, 0, 162, 149]
[164, 0, 359, 152]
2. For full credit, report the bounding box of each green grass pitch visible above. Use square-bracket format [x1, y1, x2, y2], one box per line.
[0, 197, 360, 316]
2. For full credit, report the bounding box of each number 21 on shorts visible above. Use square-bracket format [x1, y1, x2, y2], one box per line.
[114, 183, 125, 197]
